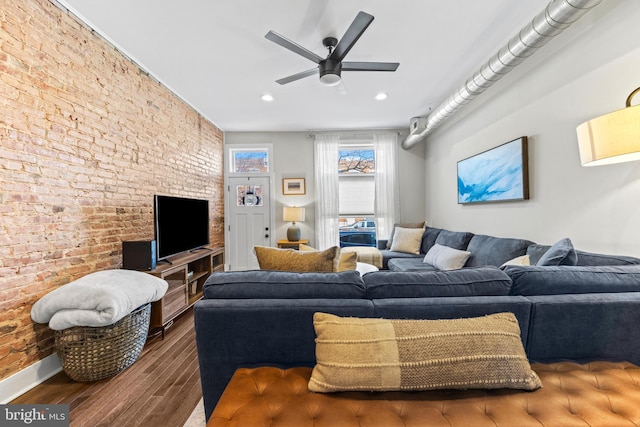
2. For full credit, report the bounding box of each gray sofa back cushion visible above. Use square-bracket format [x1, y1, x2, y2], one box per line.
[504, 265, 640, 296]
[363, 267, 512, 298]
[527, 244, 640, 266]
[420, 227, 442, 254]
[435, 230, 474, 251]
[202, 270, 366, 299]
[465, 235, 534, 268]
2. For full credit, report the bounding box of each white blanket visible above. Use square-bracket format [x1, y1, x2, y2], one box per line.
[31, 269, 168, 330]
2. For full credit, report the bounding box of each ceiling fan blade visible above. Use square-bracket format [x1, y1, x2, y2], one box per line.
[342, 61, 400, 72]
[329, 11, 374, 62]
[265, 31, 324, 64]
[275, 68, 318, 85]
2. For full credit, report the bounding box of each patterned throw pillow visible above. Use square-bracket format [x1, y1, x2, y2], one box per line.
[254, 246, 340, 272]
[309, 312, 541, 392]
[299, 244, 357, 272]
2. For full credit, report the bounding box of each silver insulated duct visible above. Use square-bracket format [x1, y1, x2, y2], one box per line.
[401, 0, 603, 150]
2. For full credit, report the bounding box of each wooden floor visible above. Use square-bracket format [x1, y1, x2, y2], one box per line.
[11, 310, 202, 427]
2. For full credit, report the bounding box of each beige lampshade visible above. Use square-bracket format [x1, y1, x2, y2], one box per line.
[577, 103, 640, 166]
[283, 206, 305, 223]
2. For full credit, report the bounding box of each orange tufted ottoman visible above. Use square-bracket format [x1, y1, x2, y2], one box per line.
[208, 362, 640, 427]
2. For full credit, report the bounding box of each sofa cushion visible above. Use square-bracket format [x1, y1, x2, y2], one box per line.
[435, 230, 474, 250]
[389, 227, 425, 254]
[423, 243, 471, 270]
[528, 244, 640, 266]
[387, 258, 438, 272]
[202, 270, 366, 299]
[465, 235, 534, 268]
[308, 312, 541, 392]
[504, 265, 640, 296]
[379, 249, 422, 270]
[535, 238, 577, 266]
[254, 245, 340, 272]
[420, 227, 442, 254]
[363, 267, 512, 298]
[386, 221, 426, 249]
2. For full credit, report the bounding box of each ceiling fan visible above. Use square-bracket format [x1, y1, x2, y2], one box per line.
[265, 11, 399, 88]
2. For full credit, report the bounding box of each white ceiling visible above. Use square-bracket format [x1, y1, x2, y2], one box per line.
[56, 0, 552, 132]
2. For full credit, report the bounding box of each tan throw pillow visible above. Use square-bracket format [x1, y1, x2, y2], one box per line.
[501, 254, 531, 268]
[309, 312, 541, 393]
[254, 246, 340, 272]
[299, 244, 357, 272]
[423, 243, 471, 270]
[386, 221, 426, 249]
[389, 226, 425, 254]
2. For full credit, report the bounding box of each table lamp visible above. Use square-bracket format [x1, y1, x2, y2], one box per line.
[283, 206, 305, 241]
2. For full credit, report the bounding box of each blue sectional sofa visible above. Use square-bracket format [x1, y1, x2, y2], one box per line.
[379, 226, 640, 270]
[194, 228, 640, 420]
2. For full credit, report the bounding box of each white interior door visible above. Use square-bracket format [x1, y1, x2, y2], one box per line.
[227, 176, 271, 270]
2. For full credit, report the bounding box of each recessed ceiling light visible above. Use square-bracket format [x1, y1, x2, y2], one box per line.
[375, 92, 388, 101]
[261, 94, 274, 102]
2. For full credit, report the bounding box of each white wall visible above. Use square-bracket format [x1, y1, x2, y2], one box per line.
[225, 130, 426, 246]
[421, 0, 640, 256]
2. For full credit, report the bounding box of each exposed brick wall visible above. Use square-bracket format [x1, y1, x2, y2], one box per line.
[0, 0, 225, 380]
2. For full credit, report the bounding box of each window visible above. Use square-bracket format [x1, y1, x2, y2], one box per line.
[229, 147, 270, 173]
[338, 144, 376, 247]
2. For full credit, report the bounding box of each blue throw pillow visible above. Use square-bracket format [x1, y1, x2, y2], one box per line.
[536, 238, 577, 266]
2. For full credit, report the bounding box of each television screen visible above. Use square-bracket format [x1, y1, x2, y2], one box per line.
[154, 195, 210, 260]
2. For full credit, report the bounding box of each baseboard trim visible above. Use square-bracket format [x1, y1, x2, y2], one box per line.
[0, 354, 62, 403]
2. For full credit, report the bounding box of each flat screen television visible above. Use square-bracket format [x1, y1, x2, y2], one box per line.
[154, 195, 210, 261]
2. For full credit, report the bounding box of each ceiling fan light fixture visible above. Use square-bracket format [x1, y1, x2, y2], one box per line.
[320, 73, 342, 86]
[319, 60, 342, 86]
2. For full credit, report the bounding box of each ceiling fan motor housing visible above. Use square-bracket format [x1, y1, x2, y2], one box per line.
[319, 59, 342, 86]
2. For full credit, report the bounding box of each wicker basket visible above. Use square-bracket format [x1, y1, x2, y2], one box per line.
[54, 303, 151, 381]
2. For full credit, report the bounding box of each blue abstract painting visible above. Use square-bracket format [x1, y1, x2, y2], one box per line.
[457, 137, 529, 204]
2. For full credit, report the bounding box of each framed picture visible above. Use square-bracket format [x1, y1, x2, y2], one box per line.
[457, 136, 529, 204]
[283, 178, 306, 195]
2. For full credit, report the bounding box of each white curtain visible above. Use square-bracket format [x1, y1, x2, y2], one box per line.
[314, 134, 340, 249]
[373, 133, 400, 241]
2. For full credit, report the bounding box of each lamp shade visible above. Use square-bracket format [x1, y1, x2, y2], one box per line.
[283, 206, 305, 222]
[577, 90, 640, 166]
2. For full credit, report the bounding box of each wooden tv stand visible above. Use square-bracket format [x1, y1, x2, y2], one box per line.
[146, 246, 224, 338]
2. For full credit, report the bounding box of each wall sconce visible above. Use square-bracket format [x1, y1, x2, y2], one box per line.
[577, 87, 640, 166]
[283, 206, 305, 241]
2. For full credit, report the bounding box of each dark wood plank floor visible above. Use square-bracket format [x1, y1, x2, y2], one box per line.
[11, 310, 202, 427]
